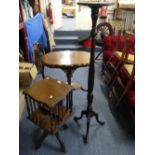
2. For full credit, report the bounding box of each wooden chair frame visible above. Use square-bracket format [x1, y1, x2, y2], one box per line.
[103, 31, 130, 86]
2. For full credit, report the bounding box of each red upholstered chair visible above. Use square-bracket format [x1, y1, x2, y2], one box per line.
[118, 63, 135, 120]
[109, 57, 135, 122]
[103, 32, 132, 86]
[103, 32, 135, 67]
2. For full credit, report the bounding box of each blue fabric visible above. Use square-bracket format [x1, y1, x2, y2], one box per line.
[25, 13, 48, 62]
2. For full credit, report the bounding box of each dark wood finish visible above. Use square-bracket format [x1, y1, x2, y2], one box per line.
[24, 77, 73, 107]
[103, 32, 130, 86]
[74, 1, 114, 144]
[109, 63, 135, 112]
[108, 36, 135, 109]
[33, 43, 45, 72]
[23, 76, 73, 153]
[27, 104, 71, 134]
[42, 51, 90, 112]
[42, 51, 90, 69]
[35, 131, 48, 149]
[55, 132, 66, 153]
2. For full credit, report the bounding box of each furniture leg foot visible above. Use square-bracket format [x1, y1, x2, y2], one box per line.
[92, 111, 105, 125]
[55, 132, 66, 153]
[83, 114, 90, 144]
[63, 124, 68, 130]
[35, 131, 48, 149]
[83, 135, 88, 144]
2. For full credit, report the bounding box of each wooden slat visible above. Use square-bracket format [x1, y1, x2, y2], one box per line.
[29, 105, 71, 134]
[114, 51, 134, 64]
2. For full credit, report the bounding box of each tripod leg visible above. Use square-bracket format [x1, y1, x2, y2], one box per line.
[74, 110, 87, 122]
[92, 111, 105, 125]
[63, 124, 69, 130]
[55, 132, 66, 153]
[69, 92, 73, 113]
[83, 114, 91, 144]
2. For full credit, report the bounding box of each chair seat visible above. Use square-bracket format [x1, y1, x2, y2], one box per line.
[114, 51, 134, 64]
[119, 64, 135, 89]
[123, 64, 134, 76]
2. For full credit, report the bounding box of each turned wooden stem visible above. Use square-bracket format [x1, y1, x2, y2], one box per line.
[87, 7, 99, 111]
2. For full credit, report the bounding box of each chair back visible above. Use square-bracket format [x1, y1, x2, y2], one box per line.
[33, 43, 45, 72]
[104, 32, 130, 86]
[109, 49, 135, 107]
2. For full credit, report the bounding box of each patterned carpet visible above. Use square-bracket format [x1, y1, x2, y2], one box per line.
[19, 60, 135, 155]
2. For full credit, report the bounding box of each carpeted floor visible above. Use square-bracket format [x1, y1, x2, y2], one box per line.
[19, 60, 135, 155]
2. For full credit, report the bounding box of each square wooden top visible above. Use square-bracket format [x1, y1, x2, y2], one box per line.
[23, 77, 73, 107]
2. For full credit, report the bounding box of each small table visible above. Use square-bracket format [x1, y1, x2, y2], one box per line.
[23, 77, 73, 152]
[42, 50, 90, 111]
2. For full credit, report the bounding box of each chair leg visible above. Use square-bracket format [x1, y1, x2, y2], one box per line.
[55, 132, 66, 153]
[35, 131, 48, 149]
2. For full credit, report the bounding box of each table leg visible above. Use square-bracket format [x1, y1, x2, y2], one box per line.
[35, 131, 48, 149]
[64, 68, 74, 112]
[42, 65, 45, 79]
[55, 132, 66, 153]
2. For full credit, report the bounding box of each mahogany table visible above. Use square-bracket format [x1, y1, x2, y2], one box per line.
[23, 77, 73, 152]
[74, 1, 114, 143]
[42, 50, 90, 112]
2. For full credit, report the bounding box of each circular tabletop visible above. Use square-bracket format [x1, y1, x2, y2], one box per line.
[42, 50, 90, 69]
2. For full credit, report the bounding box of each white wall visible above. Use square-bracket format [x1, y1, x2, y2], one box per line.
[75, 6, 92, 30]
[51, 0, 62, 30]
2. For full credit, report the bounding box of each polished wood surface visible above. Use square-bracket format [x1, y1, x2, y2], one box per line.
[28, 104, 71, 134]
[24, 76, 73, 152]
[24, 77, 73, 107]
[42, 51, 90, 69]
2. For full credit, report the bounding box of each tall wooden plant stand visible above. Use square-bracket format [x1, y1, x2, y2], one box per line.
[74, 1, 114, 144]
